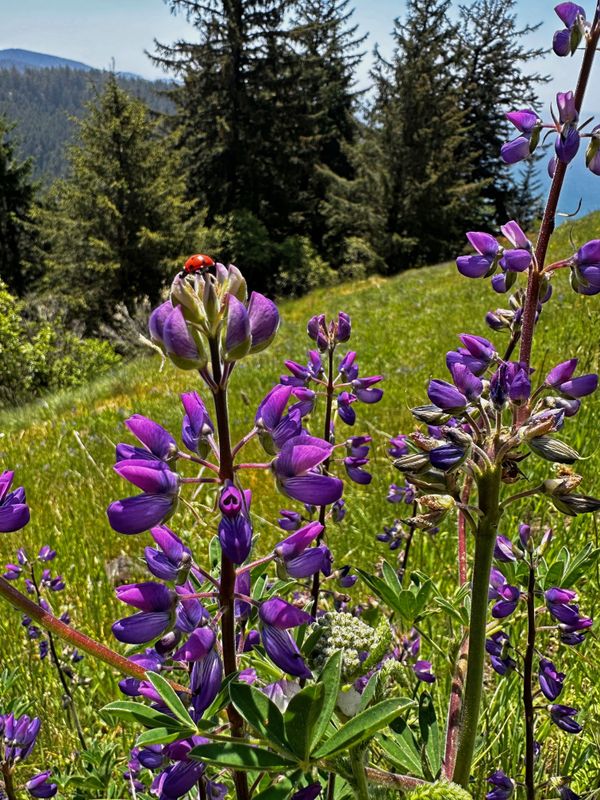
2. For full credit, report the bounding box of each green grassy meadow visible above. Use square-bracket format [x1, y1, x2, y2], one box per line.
[1, 212, 600, 793]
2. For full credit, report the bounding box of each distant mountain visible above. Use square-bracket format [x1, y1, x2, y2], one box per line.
[0, 48, 93, 72]
[0, 63, 173, 181]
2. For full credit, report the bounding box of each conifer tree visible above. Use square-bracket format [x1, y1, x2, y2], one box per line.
[457, 0, 548, 227]
[41, 75, 197, 330]
[0, 116, 37, 295]
[365, 0, 482, 271]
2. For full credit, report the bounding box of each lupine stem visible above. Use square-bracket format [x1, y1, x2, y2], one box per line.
[208, 337, 250, 800]
[1, 764, 17, 800]
[398, 502, 418, 585]
[524, 558, 537, 800]
[310, 345, 336, 618]
[29, 565, 87, 750]
[518, 7, 600, 372]
[453, 466, 502, 787]
[349, 747, 370, 800]
[0, 575, 188, 693]
[443, 634, 469, 780]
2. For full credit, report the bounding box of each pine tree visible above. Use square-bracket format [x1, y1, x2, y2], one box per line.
[457, 0, 548, 227]
[365, 0, 482, 271]
[0, 116, 37, 295]
[291, 0, 365, 256]
[40, 75, 198, 330]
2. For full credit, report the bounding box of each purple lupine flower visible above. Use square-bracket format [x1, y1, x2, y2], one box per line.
[3, 563, 21, 580]
[587, 125, 600, 175]
[447, 334, 496, 376]
[336, 312, 351, 342]
[494, 535, 516, 562]
[388, 435, 409, 457]
[337, 391, 357, 425]
[489, 568, 520, 618]
[180, 392, 214, 455]
[291, 783, 323, 800]
[556, 124, 580, 164]
[501, 109, 541, 164]
[163, 305, 206, 369]
[284, 545, 333, 578]
[275, 521, 323, 560]
[3, 713, 41, 762]
[259, 598, 312, 678]
[108, 458, 179, 535]
[486, 770, 515, 800]
[427, 380, 467, 413]
[191, 647, 223, 718]
[352, 375, 383, 404]
[553, 3, 586, 56]
[153, 741, 207, 799]
[277, 509, 303, 531]
[273, 435, 343, 506]
[570, 239, 600, 296]
[387, 482, 416, 504]
[0, 471, 30, 533]
[413, 660, 435, 683]
[25, 771, 58, 798]
[218, 482, 253, 564]
[118, 649, 164, 696]
[331, 498, 346, 522]
[148, 299, 174, 344]
[145, 525, 191, 582]
[112, 607, 173, 646]
[539, 658, 565, 701]
[344, 457, 372, 484]
[486, 632, 516, 675]
[490, 362, 531, 408]
[307, 314, 328, 350]
[550, 704, 582, 733]
[256, 385, 304, 454]
[37, 546, 56, 562]
[173, 627, 216, 662]
[175, 582, 209, 633]
[429, 444, 466, 471]
[223, 293, 251, 362]
[456, 231, 499, 278]
[116, 582, 175, 613]
[247, 291, 279, 354]
[125, 415, 178, 461]
[338, 565, 357, 588]
[339, 351, 359, 381]
[346, 435, 371, 458]
[235, 571, 251, 621]
[449, 362, 483, 402]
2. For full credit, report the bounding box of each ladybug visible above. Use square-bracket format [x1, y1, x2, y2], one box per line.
[183, 254, 215, 275]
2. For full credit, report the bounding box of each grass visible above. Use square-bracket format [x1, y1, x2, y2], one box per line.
[1, 211, 600, 793]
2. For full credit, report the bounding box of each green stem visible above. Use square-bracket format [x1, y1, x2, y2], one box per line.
[349, 748, 370, 800]
[1, 763, 18, 800]
[452, 466, 502, 787]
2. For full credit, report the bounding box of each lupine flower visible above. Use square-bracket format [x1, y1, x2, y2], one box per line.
[118, 649, 164, 696]
[352, 375, 383, 404]
[273, 435, 343, 506]
[550, 704, 582, 733]
[586, 125, 600, 175]
[259, 598, 312, 678]
[427, 380, 467, 413]
[448, 334, 496, 375]
[337, 391, 357, 425]
[152, 736, 208, 798]
[555, 91, 581, 164]
[218, 482, 253, 564]
[145, 525, 191, 582]
[148, 299, 174, 344]
[247, 291, 280, 354]
[25, 771, 58, 798]
[338, 565, 357, 588]
[2, 713, 41, 762]
[346, 435, 371, 458]
[490, 362, 531, 408]
[108, 458, 179, 535]
[570, 240, 600, 295]
[307, 314, 328, 350]
[539, 658, 565, 701]
[388, 435, 409, 457]
[256, 385, 304, 454]
[413, 660, 435, 683]
[501, 109, 541, 164]
[339, 351, 359, 381]
[173, 627, 216, 662]
[125, 415, 178, 461]
[457, 231, 500, 278]
[494, 535, 516, 562]
[284, 545, 333, 578]
[387, 482, 416, 504]
[191, 647, 223, 718]
[0, 470, 30, 533]
[344, 456, 372, 484]
[486, 770, 515, 800]
[486, 632, 516, 675]
[489, 568, 520, 618]
[275, 521, 323, 560]
[112, 582, 175, 645]
[277, 509, 302, 531]
[180, 392, 214, 456]
[291, 783, 323, 800]
[429, 444, 466, 471]
[553, 3, 586, 56]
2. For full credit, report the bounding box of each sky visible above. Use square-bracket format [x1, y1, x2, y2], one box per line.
[0, 0, 598, 109]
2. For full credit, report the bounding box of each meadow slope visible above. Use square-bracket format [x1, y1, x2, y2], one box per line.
[1, 212, 599, 789]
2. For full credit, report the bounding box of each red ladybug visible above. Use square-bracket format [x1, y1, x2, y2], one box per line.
[183, 254, 215, 274]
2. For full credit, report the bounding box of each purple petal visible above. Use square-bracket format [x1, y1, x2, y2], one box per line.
[173, 627, 216, 662]
[261, 624, 312, 678]
[107, 494, 175, 535]
[112, 611, 171, 644]
[259, 597, 312, 629]
[116, 582, 174, 612]
[247, 292, 279, 354]
[280, 473, 344, 506]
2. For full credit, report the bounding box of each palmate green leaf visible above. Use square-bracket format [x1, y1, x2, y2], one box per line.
[136, 726, 189, 746]
[285, 682, 325, 761]
[311, 651, 343, 747]
[561, 543, 600, 587]
[100, 700, 189, 732]
[379, 719, 423, 777]
[145, 671, 195, 728]
[357, 671, 379, 714]
[229, 682, 290, 753]
[419, 692, 442, 780]
[313, 697, 414, 759]
[357, 569, 403, 614]
[382, 559, 401, 592]
[189, 742, 297, 772]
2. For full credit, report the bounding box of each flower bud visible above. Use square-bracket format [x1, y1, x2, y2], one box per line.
[528, 435, 580, 464]
[222, 294, 252, 362]
[163, 306, 208, 370]
[411, 405, 452, 424]
[247, 292, 279, 354]
[170, 274, 207, 326]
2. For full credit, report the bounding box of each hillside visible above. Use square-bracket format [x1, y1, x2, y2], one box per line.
[0, 64, 174, 180]
[0, 48, 93, 71]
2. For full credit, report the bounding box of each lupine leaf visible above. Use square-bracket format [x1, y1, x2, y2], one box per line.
[418, 692, 442, 779]
[284, 682, 325, 760]
[145, 670, 195, 727]
[311, 650, 343, 747]
[379, 719, 423, 776]
[189, 742, 297, 771]
[100, 700, 187, 731]
[229, 682, 290, 753]
[135, 726, 189, 746]
[313, 698, 413, 759]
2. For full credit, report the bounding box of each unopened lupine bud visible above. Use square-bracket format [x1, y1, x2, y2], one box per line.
[163, 306, 208, 369]
[222, 294, 252, 362]
[586, 125, 600, 175]
[170, 274, 207, 326]
[247, 292, 279, 354]
[528, 435, 580, 464]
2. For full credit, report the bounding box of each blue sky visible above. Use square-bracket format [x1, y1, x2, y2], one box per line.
[0, 0, 598, 109]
